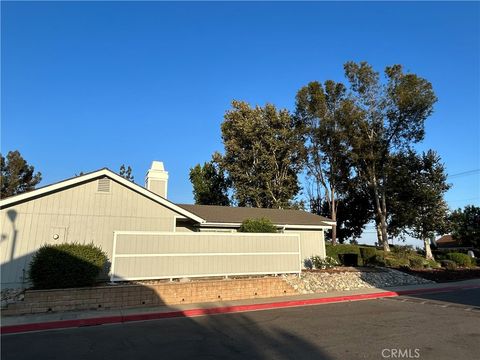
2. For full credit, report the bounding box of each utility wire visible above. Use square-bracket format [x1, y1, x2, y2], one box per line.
[448, 169, 480, 179]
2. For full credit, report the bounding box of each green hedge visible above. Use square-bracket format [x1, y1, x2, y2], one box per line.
[238, 218, 277, 233]
[446, 252, 472, 267]
[360, 247, 378, 265]
[326, 244, 382, 266]
[29, 243, 109, 289]
[326, 244, 360, 263]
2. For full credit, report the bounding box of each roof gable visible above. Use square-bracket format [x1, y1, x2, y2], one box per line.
[0, 169, 206, 224]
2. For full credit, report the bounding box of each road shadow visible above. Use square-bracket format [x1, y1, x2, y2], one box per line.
[2, 250, 332, 359]
[2, 281, 333, 360]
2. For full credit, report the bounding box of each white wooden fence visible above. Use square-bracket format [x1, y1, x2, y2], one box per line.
[110, 231, 301, 282]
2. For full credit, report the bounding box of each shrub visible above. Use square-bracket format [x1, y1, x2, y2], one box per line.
[369, 255, 386, 267]
[446, 252, 472, 267]
[426, 259, 441, 269]
[29, 243, 109, 289]
[326, 244, 360, 264]
[440, 260, 458, 270]
[392, 245, 415, 259]
[311, 256, 338, 269]
[360, 247, 377, 265]
[238, 218, 277, 233]
[408, 257, 425, 269]
[385, 257, 410, 268]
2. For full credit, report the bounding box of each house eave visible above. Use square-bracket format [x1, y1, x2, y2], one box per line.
[198, 222, 333, 230]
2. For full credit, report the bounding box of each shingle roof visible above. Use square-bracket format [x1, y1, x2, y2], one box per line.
[435, 235, 458, 244]
[176, 204, 333, 227]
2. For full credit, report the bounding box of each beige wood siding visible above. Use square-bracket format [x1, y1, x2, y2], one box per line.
[284, 230, 325, 262]
[111, 232, 301, 280]
[0, 179, 182, 288]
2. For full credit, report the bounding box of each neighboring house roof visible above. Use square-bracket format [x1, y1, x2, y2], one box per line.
[0, 168, 206, 224]
[436, 235, 455, 244]
[177, 204, 334, 228]
[435, 234, 461, 247]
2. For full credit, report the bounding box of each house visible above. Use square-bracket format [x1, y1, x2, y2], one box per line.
[433, 234, 474, 251]
[0, 161, 333, 288]
[434, 235, 460, 248]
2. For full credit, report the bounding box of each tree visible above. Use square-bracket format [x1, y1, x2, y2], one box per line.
[220, 101, 306, 208]
[449, 205, 480, 248]
[386, 150, 450, 259]
[310, 175, 372, 244]
[189, 154, 230, 206]
[335, 182, 374, 243]
[1, 150, 42, 198]
[119, 164, 134, 182]
[295, 80, 354, 244]
[238, 218, 277, 233]
[342, 62, 437, 251]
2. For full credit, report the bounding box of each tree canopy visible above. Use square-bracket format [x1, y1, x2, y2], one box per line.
[342, 62, 437, 250]
[295, 80, 353, 244]
[1, 150, 42, 198]
[119, 164, 134, 182]
[220, 101, 306, 208]
[449, 205, 480, 248]
[386, 150, 450, 258]
[189, 155, 230, 206]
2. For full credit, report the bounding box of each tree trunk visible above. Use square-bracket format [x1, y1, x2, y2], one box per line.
[379, 215, 390, 252]
[379, 189, 390, 252]
[372, 180, 390, 252]
[331, 187, 337, 245]
[375, 221, 382, 246]
[424, 237, 434, 260]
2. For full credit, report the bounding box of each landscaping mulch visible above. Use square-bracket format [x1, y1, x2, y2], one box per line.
[398, 267, 480, 283]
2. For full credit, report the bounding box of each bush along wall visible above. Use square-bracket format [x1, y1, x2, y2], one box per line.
[29, 243, 109, 289]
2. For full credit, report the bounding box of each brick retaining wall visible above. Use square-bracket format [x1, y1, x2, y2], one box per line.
[2, 277, 297, 316]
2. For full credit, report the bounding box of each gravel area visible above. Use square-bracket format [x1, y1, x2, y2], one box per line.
[1, 288, 25, 308]
[284, 268, 435, 294]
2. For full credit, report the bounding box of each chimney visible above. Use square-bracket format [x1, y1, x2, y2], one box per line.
[145, 161, 169, 198]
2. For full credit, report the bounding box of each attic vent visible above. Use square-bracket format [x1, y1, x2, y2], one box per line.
[97, 178, 111, 192]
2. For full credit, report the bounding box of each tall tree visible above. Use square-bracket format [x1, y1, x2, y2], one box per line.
[119, 164, 134, 182]
[343, 62, 437, 251]
[387, 150, 450, 259]
[189, 154, 231, 206]
[449, 205, 480, 249]
[295, 80, 354, 244]
[1, 150, 42, 198]
[221, 101, 305, 208]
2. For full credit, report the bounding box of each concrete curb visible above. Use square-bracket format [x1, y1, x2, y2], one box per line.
[2, 284, 480, 335]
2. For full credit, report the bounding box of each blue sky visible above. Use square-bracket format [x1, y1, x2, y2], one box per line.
[2, 2, 479, 243]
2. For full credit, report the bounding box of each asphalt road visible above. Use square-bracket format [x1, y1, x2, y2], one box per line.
[2, 288, 480, 360]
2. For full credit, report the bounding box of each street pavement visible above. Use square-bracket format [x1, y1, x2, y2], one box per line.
[2, 287, 480, 360]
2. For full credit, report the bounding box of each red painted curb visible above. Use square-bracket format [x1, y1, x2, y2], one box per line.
[2, 284, 479, 335]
